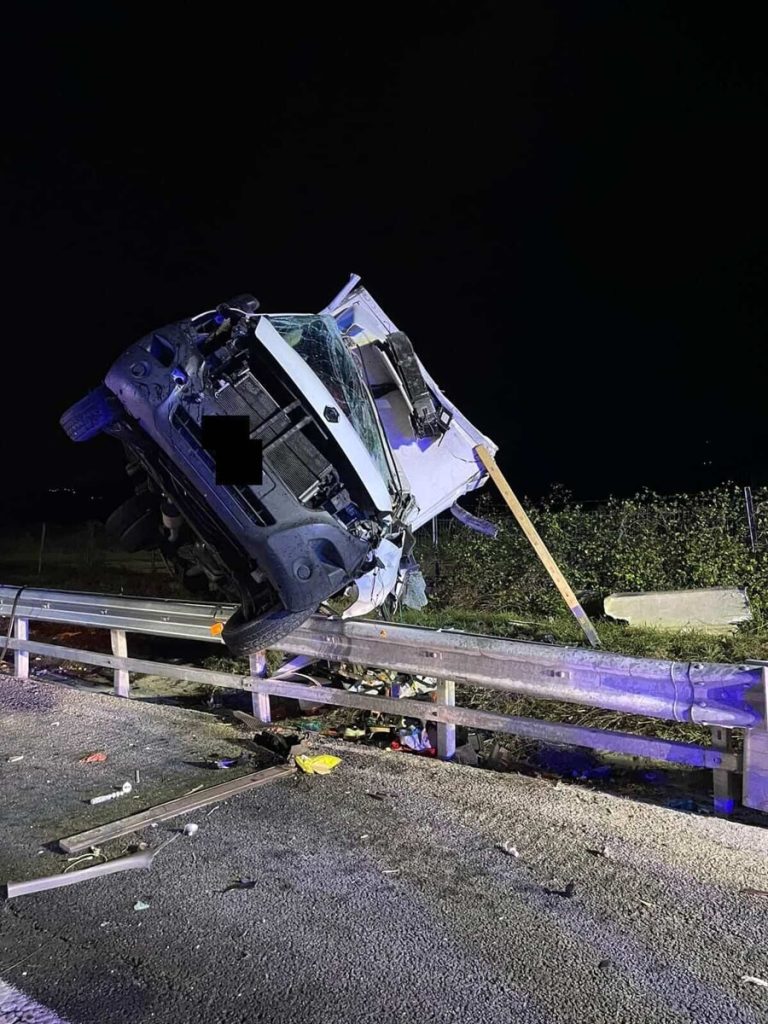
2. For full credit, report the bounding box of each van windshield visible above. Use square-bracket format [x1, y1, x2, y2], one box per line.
[267, 314, 394, 488]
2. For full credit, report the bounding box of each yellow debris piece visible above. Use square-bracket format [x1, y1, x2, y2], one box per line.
[295, 754, 341, 775]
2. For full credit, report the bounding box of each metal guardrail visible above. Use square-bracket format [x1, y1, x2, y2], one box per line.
[2, 584, 767, 814]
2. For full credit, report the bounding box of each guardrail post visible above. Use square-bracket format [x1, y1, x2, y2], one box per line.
[435, 679, 456, 759]
[110, 629, 130, 697]
[710, 726, 737, 814]
[13, 617, 29, 680]
[249, 650, 271, 723]
[743, 666, 768, 812]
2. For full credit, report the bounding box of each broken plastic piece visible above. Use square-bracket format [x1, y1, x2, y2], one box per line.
[295, 754, 341, 775]
[79, 751, 108, 764]
[497, 840, 520, 857]
[450, 502, 499, 538]
[400, 568, 428, 610]
[89, 781, 132, 805]
[224, 878, 257, 892]
[213, 757, 239, 769]
[133, 900, 150, 912]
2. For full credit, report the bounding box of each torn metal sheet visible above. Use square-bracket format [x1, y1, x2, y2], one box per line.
[6, 849, 154, 899]
[450, 501, 499, 538]
[604, 588, 752, 633]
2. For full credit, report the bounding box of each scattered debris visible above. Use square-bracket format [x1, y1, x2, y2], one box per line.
[396, 725, 435, 754]
[223, 878, 257, 892]
[89, 781, 132, 805]
[6, 849, 155, 899]
[0, 940, 53, 973]
[183, 823, 199, 837]
[299, 720, 323, 732]
[336, 666, 437, 700]
[664, 797, 698, 812]
[133, 900, 150, 912]
[496, 840, 520, 857]
[740, 888, 768, 898]
[213, 756, 241, 770]
[231, 710, 264, 730]
[295, 754, 341, 775]
[343, 726, 366, 740]
[134, 768, 141, 784]
[741, 975, 768, 989]
[79, 751, 107, 764]
[453, 734, 481, 766]
[586, 845, 609, 857]
[64, 848, 104, 872]
[544, 881, 576, 898]
[484, 742, 514, 772]
[366, 791, 391, 802]
[533, 745, 611, 781]
[60, 764, 296, 854]
[251, 730, 301, 761]
[6, 755, 24, 763]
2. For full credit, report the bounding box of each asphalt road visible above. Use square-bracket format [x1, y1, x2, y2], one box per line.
[2, 674, 768, 1024]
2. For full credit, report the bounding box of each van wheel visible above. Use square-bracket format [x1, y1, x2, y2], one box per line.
[60, 386, 122, 442]
[106, 494, 160, 552]
[222, 606, 313, 657]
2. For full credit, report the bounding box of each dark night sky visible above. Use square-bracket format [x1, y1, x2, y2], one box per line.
[3, 3, 767, 509]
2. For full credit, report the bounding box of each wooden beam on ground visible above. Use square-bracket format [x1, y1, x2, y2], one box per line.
[475, 444, 601, 648]
[59, 764, 296, 854]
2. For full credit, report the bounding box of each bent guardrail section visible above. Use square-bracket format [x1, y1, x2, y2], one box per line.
[2, 584, 767, 814]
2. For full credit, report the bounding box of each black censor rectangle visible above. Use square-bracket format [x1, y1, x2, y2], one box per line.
[201, 415, 263, 485]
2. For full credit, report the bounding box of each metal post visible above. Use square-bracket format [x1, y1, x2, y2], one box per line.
[37, 523, 46, 575]
[710, 726, 738, 814]
[110, 628, 130, 697]
[435, 678, 456, 759]
[13, 617, 29, 679]
[743, 666, 768, 812]
[745, 486, 757, 552]
[249, 650, 271, 723]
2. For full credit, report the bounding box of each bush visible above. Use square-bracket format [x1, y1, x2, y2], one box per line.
[416, 484, 768, 620]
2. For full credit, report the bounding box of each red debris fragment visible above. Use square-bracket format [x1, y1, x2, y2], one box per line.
[79, 751, 107, 764]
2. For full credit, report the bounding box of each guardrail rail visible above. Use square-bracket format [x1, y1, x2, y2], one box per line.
[2, 583, 767, 814]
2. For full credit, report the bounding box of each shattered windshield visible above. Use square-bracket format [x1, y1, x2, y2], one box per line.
[267, 314, 395, 487]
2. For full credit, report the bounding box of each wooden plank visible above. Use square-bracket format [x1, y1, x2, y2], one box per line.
[475, 444, 601, 648]
[59, 764, 296, 853]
